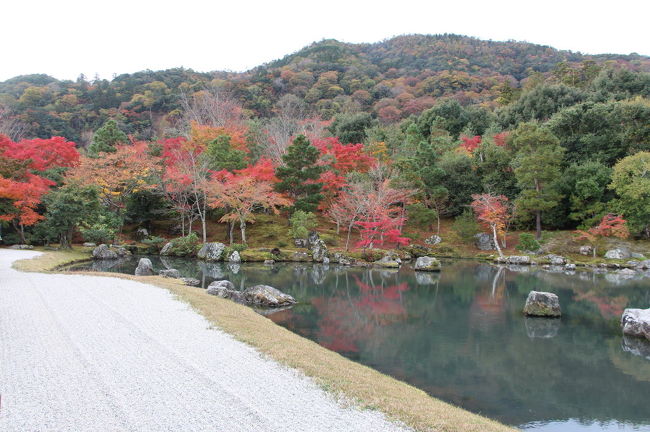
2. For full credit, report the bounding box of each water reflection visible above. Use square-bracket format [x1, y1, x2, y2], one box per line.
[68, 257, 650, 430]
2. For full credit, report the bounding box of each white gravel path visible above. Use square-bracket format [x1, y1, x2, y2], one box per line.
[0, 249, 410, 432]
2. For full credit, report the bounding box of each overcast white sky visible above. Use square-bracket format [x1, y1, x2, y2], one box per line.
[3, 0, 648, 82]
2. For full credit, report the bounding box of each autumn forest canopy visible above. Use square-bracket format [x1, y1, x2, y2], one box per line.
[1, 34, 650, 250]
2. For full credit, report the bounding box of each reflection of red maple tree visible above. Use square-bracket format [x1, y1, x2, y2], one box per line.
[574, 292, 628, 320]
[310, 276, 409, 353]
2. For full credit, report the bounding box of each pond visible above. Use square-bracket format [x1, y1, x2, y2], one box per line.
[69, 256, 650, 431]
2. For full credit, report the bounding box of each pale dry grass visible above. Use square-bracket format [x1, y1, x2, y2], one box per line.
[12, 250, 516, 432]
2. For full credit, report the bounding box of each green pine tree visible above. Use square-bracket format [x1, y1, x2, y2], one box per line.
[510, 123, 565, 239]
[88, 119, 127, 155]
[275, 135, 323, 213]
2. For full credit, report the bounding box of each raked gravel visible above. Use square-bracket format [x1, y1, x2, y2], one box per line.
[0, 249, 410, 432]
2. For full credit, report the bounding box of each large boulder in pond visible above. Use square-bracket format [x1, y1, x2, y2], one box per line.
[134, 258, 154, 276]
[621, 308, 650, 341]
[243, 285, 296, 307]
[474, 233, 495, 251]
[197, 242, 226, 261]
[159, 269, 180, 278]
[92, 244, 118, 260]
[414, 256, 441, 272]
[523, 291, 561, 317]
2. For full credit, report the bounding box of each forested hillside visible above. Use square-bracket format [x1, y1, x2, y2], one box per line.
[1, 34, 649, 144]
[1, 34, 649, 250]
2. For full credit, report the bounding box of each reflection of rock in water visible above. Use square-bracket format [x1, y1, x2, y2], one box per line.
[622, 336, 650, 360]
[525, 317, 560, 339]
[415, 272, 440, 286]
[293, 265, 308, 278]
[506, 264, 531, 273]
[378, 269, 398, 278]
[475, 264, 493, 282]
[310, 264, 328, 285]
[90, 258, 128, 272]
[227, 263, 240, 274]
[198, 262, 225, 280]
[159, 256, 175, 270]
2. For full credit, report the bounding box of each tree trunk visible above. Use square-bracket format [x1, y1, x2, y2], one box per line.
[19, 223, 26, 244]
[492, 224, 504, 258]
[436, 212, 441, 235]
[229, 221, 235, 246]
[535, 210, 542, 240]
[240, 219, 247, 245]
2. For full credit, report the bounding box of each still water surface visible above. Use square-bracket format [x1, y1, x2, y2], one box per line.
[70, 257, 650, 431]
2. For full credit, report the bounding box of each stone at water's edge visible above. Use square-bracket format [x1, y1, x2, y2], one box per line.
[92, 244, 118, 260]
[229, 251, 241, 263]
[9, 244, 34, 250]
[82, 242, 96, 248]
[206, 280, 243, 301]
[621, 308, 650, 341]
[543, 254, 567, 265]
[605, 248, 631, 260]
[374, 255, 401, 268]
[134, 258, 154, 276]
[311, 239, 328, 262]
[159, 269, 180, 278]
[160, 242, 173, 256]
[181, 278, 201, 287]
[523, 291, 561, 317]
[197, 242, 226, 262]
[243, 285, 296, 307]
[264, 259, 275, 265]
[579, 245, 593, 256]
[497, 255, 531, 265]
[414, 256, 441, 272]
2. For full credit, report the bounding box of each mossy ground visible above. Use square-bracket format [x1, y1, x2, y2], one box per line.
[10, 249, 515, 432]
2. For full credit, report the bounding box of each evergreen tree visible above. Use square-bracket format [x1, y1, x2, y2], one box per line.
[510, 123, 565, 239]
[275, 135, 323, 212]
[610, 151, 650, 238]
[205, 135, 246, 172]
[88, 119, 127, 155]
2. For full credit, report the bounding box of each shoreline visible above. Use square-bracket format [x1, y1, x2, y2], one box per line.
[11, 247, 515, 432]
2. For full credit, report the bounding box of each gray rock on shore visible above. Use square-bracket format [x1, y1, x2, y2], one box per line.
[497, 255, 531, 265]
[197, 242, 226, 261]
[229, 251, 241, 263]
[424, 235, 442, 246]
[206, 280, 243, 301]
[414, 256, 441, 272]
[159, 269, 180, 278]
[523, 291, 561, 317]
[181, 278, 201, 287]
[243, 285, 296, 307]
[160, 242, 173, 256]
[474, 233, 495, 250]
[605, 248, 630, 260]
[621, 308, 650, 341]
[92, 244, 118, 260]
[134, 258, 154, 276]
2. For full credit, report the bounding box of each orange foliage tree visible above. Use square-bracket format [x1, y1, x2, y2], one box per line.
[65, 142, 160, 225]
[471, 193, 511, 258]
[574, 214, 629, 257]
[207, 170, 290, 245]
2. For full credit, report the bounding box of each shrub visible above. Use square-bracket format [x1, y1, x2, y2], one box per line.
[169, 232, 200, 256]
[516, 233, 541, 252]
[276, 240, 288, 248]
[289, 210, 317, 239]
[142, 236, 166, 252]
[452, 209, 480, 243]
[320, 233, 339, 246]
[79, 212, 120, 244]
[406, 203, 437, 229]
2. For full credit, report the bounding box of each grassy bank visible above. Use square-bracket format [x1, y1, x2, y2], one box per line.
[10, 248, 515, 432]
